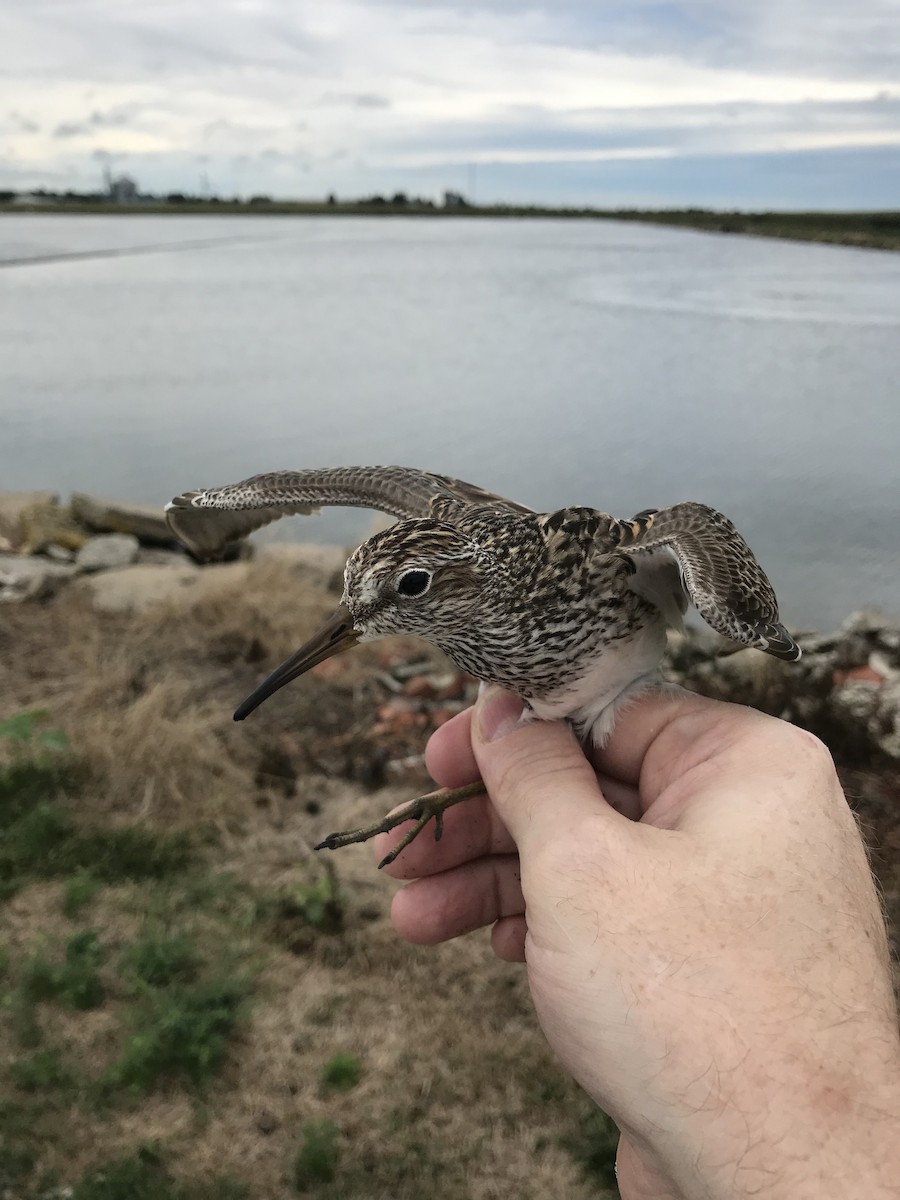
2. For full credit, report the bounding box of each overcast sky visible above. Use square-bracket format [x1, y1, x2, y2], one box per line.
[2, 0, 898, 207]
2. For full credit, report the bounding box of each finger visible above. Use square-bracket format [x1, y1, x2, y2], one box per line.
[471, 687, 629, 857]
[587, 685, 708, 788]
[491, 916, 527, 962]
[390, 854, 524, 944]
[597, 774, 642, 822]
[375, 790, 516, 879]
[424, 708, 479, 789]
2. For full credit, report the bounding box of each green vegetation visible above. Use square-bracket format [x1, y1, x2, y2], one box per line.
[22, 930, 106, 1010]
[62, 870, 100, 918]
[0, 711, 192, 900]
[0, 710, 258, 1196]
[285, 862, 344, 932]
[11, 1046, 75, 1093]
[71, 1145, 249, 1200]
[293, 1120, 340, 1191]
[319, 1051, 362, 1093]
[118, 933, 200, 988]
[107, 976, 249, 1092]
[561, 1106, 621, 1190]
[3, 195, 898, 250]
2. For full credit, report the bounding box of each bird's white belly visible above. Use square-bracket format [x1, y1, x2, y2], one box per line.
[528, 618, 668, 746]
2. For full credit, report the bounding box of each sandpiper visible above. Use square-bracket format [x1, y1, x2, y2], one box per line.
[166, 466, 800, 865]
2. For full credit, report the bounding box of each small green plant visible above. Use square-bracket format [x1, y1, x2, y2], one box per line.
[71, 1145, 249, 1200]
[0, 801, 193, 898]
[11, 1046, 75, 1092]
[293, 1120, 340, 1191]
[561, 1105, 620, 1189]
[0, 709, 69, 758]
[319, 1051, 362, 1093]
[21, 930, 106, 1011]
[119, 934, 200, 988]
[62, 871, 100, 918]
[287, 863, 343, 931]
[107, 976, 248, 1092]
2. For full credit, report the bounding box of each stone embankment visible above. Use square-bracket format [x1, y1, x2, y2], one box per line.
[1, 488, 897, 766]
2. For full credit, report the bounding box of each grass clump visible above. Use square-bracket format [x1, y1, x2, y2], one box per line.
[71, 1144, 249, 1200]
[319, 1051, 362, 1093]
[561, 1105, 620, 1189]
[11, 1046, 75, 1093]
[62, 871, 100, 918]
[119, 933, 200, 988]
[293, 1120, 340, 1191]
[0, 708, 192, 899]
[282, 862, 344, 933]
[21, 930, 106, 1011]
[107, 977, 249, 1092]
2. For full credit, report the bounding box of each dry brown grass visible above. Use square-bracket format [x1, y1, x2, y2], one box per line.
[0, 559, 616, 1200]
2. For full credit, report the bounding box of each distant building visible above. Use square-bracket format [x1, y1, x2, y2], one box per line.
[104, 165, 140, 204]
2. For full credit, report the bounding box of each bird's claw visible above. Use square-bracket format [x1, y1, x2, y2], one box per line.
[314, 779, 485, 868]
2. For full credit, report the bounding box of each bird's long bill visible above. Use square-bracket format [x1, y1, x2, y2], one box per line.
[233, 603, 359, 721]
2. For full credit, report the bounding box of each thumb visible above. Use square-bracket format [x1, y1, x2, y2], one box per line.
[471, 686, 623, 856]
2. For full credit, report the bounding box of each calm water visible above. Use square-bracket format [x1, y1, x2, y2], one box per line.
[2, 212, 899, 629]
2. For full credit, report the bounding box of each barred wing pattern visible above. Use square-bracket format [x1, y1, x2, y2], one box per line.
[617, 502, 801, 661]
[166, 466, 532, 559]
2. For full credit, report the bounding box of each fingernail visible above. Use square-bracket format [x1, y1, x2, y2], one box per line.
[476, 687, 525, 744]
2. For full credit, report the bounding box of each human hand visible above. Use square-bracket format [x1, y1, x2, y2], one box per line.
[378, 687, 900, 1200]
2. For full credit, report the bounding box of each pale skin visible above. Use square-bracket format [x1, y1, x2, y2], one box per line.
[375, 686, 900, 1200]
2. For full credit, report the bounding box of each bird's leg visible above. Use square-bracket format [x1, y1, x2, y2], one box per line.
[314, 779, 486, 869]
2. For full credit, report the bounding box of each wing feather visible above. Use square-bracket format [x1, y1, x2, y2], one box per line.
[617, 503, 801, 661]
[166, 466, 531, 559]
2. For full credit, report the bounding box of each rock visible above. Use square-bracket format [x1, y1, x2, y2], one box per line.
[79, 563, 199, 613]
[0, 553, 77, 603]
[19, 502, 88, 554]
[76, 533, 140, 573]
[255, 1109, 280, 1136]
[256, 542, 347, 590]
[70, 492, 171, 544]
[0, 490, 59, 549]
[136, 547, 192, 567]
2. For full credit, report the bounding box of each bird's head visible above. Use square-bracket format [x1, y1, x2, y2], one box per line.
[234, 520, 486, 720]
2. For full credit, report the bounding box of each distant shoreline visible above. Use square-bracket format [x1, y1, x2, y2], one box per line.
[3, 201, 899, 252]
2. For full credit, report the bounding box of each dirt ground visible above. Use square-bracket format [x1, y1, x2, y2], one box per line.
[1, 556, 897, 1199]
[0, 559, 622, 1200]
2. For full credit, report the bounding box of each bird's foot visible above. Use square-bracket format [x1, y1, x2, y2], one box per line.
[314, 779, 486, 869]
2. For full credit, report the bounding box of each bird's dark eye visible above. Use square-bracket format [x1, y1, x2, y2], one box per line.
[396, 569, 432, 598]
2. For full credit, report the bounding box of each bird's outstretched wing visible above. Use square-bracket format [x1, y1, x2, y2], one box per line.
[616, 502, 801, 661]
[166, 466, 532, 559]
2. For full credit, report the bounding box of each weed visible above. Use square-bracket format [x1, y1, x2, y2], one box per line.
[284, 862, 344, 932]
[119, 934, 200, 988]
[561, 1104, 620, 1189]
[0, 1099, 39, 1186]
[11, 1046, 75, 1093]
[71, 1145, 249, 1200]
[62, 871, 100, 918]
[107, 977, 248, 1092]
[306, 993, 347, 1027]
[21, 930, 106, 1011]
[0, 801, 193, 896]
[0, 709, 69, 760]
[320, 1051, 362, 1093]
[293, 1120, 340, 1191]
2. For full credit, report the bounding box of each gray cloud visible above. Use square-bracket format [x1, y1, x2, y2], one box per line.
[53, 103, 141, 139]
[2, 0, 898, 203]
[319, 91, 392, 108]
